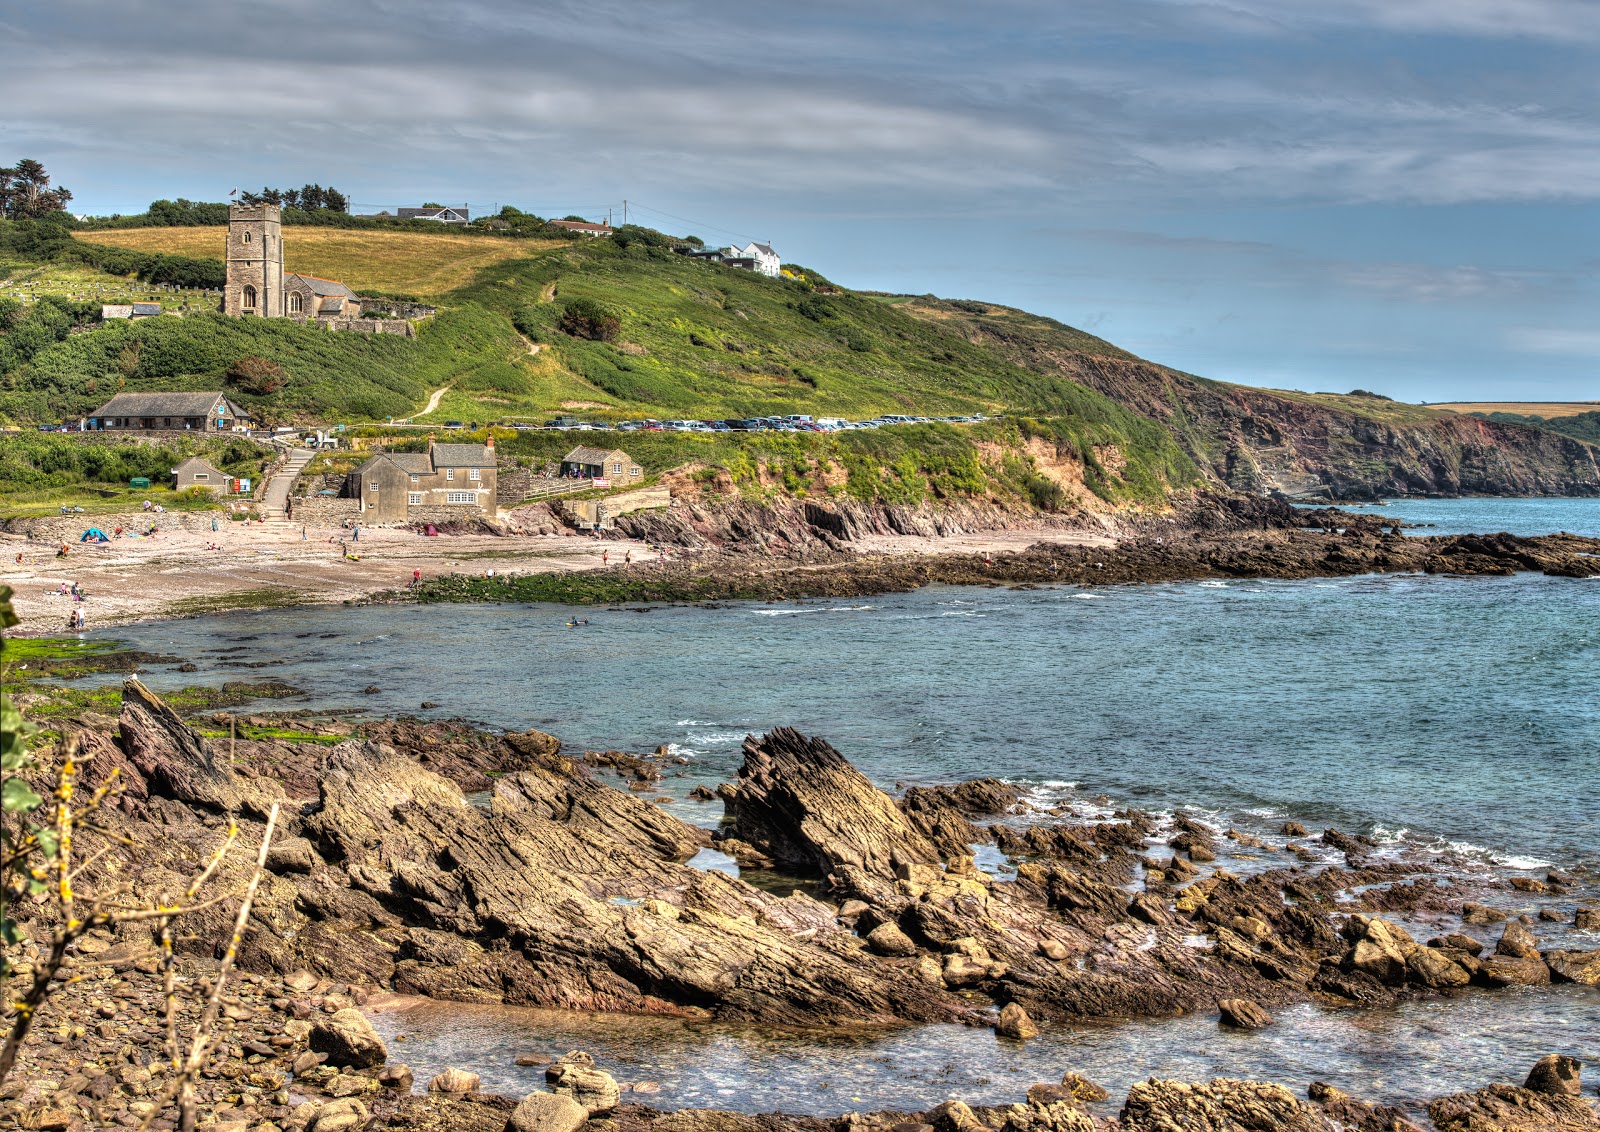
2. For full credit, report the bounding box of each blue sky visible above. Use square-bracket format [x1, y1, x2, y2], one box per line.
[3, 0, 1597, 402]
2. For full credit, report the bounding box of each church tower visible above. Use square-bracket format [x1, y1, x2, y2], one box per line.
[224, 204, 283, 317]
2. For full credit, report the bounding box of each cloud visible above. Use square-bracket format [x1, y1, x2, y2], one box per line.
[1507, 328, 1600, 356]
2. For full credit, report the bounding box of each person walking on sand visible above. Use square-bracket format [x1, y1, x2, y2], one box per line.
[624, 549, 632, 565]
[212, 517, 218, 532]
[302, 525, 307, 540]
[602, 550, 609, 566]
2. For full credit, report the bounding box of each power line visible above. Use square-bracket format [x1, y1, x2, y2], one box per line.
[623, 202, 757, 243]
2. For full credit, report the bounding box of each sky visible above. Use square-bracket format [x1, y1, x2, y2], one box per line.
[2, 0, 1597, 402]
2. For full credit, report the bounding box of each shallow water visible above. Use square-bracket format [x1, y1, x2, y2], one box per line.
[368, 985, 1600, 1116]
[84, 496, 1600, 1113]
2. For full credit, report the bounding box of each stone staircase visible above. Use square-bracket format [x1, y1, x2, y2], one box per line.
[259, 448, 314, 526]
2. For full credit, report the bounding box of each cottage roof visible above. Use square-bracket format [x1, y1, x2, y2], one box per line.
[92, 391, 234, 418]
[131, 302, 162, 316]
[321, 296, 345, 313]
[563, 446, 631, 466]
[551, 219, 613, 234]
[398, 207, 470, 221]
[172, 457, 225, 477]
[431, 443, 495, 468]
[287, 273, 356, 298]
[749, 243, 777, 258]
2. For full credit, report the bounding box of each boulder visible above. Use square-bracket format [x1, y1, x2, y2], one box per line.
[1120, 1079, 1332, 1132]
[1428, 1082, 1600, 1132]
[1058, 1073, 1110, 1103]
[1546, 951, 1600, 985]
[928, 1100, 984, 1132]
[866, 922, 919, 958]
[994, 1002, 1039, 1039]
[116, 677, 280, 817]
[266, 836, 319, 875]
[1461, 902, 1506, 925]
[1497, 921, 1541, 959]
[305, 1099, 369, 1132]
[1281, 822, 1308, 837]
[546, 1061, 621, 1114]
[429, 1068, 482, 1094]
[1217, 999, 1273, 1029]
[1524, 1055, 1583, 1097]
[1477, 955, 1552, 987]
[1407, 946, 1472, 988]
[308, 1008, 387, 1069]
[377, 1064, 414, 1091]
[507, 1091, 589, 1132]
[1576, 908, 1600, 931]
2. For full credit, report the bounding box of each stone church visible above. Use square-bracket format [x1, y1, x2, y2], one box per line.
[223, 204, 416, 334]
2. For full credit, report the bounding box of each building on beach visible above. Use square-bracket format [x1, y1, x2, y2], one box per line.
[352, 436, 499, 522]
[171, 457, 231, 491]
[88, 391, 251, 433]
[560, 446, 642, 483]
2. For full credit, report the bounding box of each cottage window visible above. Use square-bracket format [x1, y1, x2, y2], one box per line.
[631, 466, 641, 476]
[446, 491, 476, 504]
[288, 292, 303, 314]
[241, 285, 257, 310]
[612, 463, 622, 474]
[446, 469, 455, 480]
[369, 481, 379, 491]
[410, 475, 419, 483]
[469, 468, 481, 480]
[408, 493, 423, 505]
[194, 473, 208, 481]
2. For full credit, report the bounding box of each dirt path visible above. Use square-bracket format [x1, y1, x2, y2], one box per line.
[417, 385, 450, 419]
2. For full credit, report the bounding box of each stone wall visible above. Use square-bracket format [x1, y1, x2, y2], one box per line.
[283, 315, 416, 337]
[561, 487, 671, 528]
[4, 508, 255, 541]
[358, 299, 438, 320]
[287, 496, 360, 526]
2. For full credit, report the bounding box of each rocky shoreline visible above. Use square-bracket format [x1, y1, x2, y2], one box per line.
[4, 676, 1598, 1130]
[386, 498, 1600, 609]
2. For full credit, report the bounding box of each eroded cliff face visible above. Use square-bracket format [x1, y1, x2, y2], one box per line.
[926, 302, 1600, 501]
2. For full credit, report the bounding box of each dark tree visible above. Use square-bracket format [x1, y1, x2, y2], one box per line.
[0, 159, 73, 220]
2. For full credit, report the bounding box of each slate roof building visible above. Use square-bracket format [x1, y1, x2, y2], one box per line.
[352, 436, 499, 522]
[89, 392, 251, 433]
[171, 457, 231, 491]
[682, 241, 781, 277]
[284, 273, 361, 318]
[101, 303, 163, 321]
[396, 206, 471, 224]
[549, 219, 614, 237]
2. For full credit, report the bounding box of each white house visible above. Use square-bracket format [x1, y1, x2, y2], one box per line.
[728, 242, 781, 277]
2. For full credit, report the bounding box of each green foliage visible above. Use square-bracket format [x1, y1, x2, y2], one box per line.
[0, 433, 269, 498]
[0, 585, 45, 975]
[1475, 410, 1600, 444]
[559, 297, 622, 342]
[227, 355, 286, 395]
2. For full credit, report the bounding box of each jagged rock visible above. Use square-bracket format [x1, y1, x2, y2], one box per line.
[378, 1064, 414, 1090]
[1407, 945, 1471, 988]
[1306, 1081, 1425, 1132]
[546, 1061, 621, 1113]
[116, 678, 279, 816]
[928, 1100, 984, 1132]
[995, 1002, 1039, 1039]
[1525, 1055, 1583, 1097]
[1428, 1082, 1600, 1131]
[429, 1067, 481, 1094]
[308, 1008, 387, 1069]
[1476, 955, 1552, 987]
[1217, 999, 1273, 1029]
[1120, 1078, 1332, 1131]
[266, 836, 319, 875]
[1460, 902, 1506, 925]
[507, 1091, 589, 1132]
[719, 727, 942, 879]
[1576, 909, 1600, 931]
[1341, 916, 1415, 986]
[1497, 921, 1541, 959]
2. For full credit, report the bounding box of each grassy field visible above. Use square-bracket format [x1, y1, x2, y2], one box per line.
[74, 227, 558, 300]
[0, 261, 216, 311]
[1432, 402, 1600, 419]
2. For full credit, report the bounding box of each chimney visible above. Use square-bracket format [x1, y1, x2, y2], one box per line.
[485, 432, 494, 451]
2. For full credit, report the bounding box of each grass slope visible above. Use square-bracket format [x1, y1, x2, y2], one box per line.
[75, 227, 552, 300]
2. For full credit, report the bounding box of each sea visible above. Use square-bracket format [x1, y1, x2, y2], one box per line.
[84, 496, 1600, 1117]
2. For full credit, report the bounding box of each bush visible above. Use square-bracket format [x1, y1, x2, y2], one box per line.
[559, 297, 621, 343]
[227, 356, 286, 395]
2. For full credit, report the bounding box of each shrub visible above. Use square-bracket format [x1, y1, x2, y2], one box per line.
[227, 355, 286, 395]
[559, 297, 621, 342]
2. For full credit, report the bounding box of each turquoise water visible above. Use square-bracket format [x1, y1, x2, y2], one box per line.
[88, 497, 1600, 1115]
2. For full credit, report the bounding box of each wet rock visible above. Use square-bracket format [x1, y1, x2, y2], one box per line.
[687, 785, 716, 801]
[515, 1054, 553, 1067]
[308, 1008, 386, 1069]
[1058, 1073, 1109, 1103]
[1407, 946, 1471, 988]
[1217, 998, 1273, 1029]
[378, 1064, 414, 1090]
[928, 1100, 984, 1132]
[1306, 1081, 1425, 1132]
[1281, 822, 1308, 837]
[1461, 902, 1506, 925]
[1524, 1055, 1583, 1097]
[1429, 933, 1487, 956]
[1428, 1082, 1600, 1132]
[429, 1067, 481, 1094]
[545, 1061, 620, 1114]
[866, 922, 918, 958]
[1509, 877, 1548, 893]
[994, 1003, 1039, 1039]
[1476, 954, 1552, 987]
[1496, 921, 1541, 959]
[1575, 908, 1599, 931]
[1120, 1078, 1332, 1131]
[1546, 951, 1600, 985]
[1341, 916, 1416, 986]
[507, 1091, 589, 1132]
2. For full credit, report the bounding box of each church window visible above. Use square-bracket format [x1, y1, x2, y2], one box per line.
[288, 292, 303, 313]
[241, 285, 257, 310]
[243, 231, 252, 245]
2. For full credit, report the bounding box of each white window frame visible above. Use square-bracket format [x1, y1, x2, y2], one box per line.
[611, 462, 622, 474]
[410, 475, 419, 483]
[446, 491, 476, 504]
[469, 467, 481, 480]
[446, 468, 455, 480]
[408, 492, 423, 505]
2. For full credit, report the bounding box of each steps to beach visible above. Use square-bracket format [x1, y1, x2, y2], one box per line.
[260, 448, 314, 523]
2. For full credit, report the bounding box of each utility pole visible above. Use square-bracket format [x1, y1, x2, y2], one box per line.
[623, 199, 628, 226]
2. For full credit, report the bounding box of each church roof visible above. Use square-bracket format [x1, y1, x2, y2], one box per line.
[287, 273, 356, 297]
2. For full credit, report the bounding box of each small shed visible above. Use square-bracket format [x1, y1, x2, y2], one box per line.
[561, 446, 642, 482]
[172, 457, 228, 491]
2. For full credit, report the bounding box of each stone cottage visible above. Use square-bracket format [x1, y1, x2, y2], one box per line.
[560, 446, 642, 483]
[89, 391, 251, 433]
[352, 436, 498, 522]
[171, 457, 230, 492]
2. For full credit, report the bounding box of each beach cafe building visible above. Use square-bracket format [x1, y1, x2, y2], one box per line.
[560, 446, 642, 485]
[88, 391, 251, 433]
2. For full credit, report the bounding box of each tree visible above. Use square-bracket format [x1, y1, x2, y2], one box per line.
[0, 159, 73, 220]
[227, 356, 286, 395]
[559, 297, 621, 342]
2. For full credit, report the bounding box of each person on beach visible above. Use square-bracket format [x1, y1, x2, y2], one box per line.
[212, 517, 218, 532]
[353, 526, 360, 542]
[624, 549, 632, 565]
[412, 568, 422, 587]
[602, 550, 609, 565]
[301, 526, 307, 540]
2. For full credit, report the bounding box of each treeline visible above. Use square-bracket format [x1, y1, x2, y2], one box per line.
[0, 432, 269, 493]
[0, 216, 225, 288]
[76, 200, 590, 242]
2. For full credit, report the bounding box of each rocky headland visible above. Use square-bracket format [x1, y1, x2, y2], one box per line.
[4, 678, 1598, 1130]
